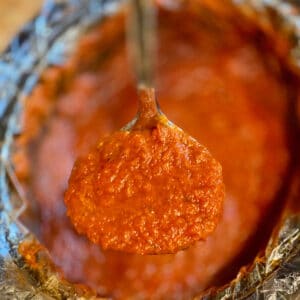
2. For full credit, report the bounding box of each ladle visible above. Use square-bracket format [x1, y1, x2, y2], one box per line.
[64, 0, 224, 255]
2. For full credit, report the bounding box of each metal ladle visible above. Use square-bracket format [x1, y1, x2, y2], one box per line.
[64, 0, 224, 255]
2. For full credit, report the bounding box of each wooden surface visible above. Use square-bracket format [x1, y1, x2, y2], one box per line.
[0, 1, 43, 50]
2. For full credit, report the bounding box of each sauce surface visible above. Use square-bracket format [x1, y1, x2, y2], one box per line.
[65, 118, 224, 254]
[15, 3, 296, 299]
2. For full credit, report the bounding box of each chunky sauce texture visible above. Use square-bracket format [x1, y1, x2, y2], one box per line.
[65, 119, 224, 254]
[15, 3, 297, 299]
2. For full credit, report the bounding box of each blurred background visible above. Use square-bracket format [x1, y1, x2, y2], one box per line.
[0, 1, 42, 50]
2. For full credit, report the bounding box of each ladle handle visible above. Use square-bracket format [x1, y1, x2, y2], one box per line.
[128, 0, 156, 88]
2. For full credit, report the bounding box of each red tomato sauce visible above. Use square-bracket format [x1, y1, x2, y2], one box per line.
[65, 115, 224, 254]
[15, 4, 298, 299]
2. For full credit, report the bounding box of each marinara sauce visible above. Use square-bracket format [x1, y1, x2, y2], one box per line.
[64, 86, 224, 255]
[15, 2, 298, 299]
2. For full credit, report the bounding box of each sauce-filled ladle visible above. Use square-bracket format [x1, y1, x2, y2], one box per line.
[64, 0, 225, 255]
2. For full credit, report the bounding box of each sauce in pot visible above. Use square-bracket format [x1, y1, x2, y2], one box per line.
[15, 3, 299, 299]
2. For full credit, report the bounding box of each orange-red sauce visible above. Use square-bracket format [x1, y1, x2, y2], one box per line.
[65, 116, 224, 254]
[15, 4, 298, 299]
